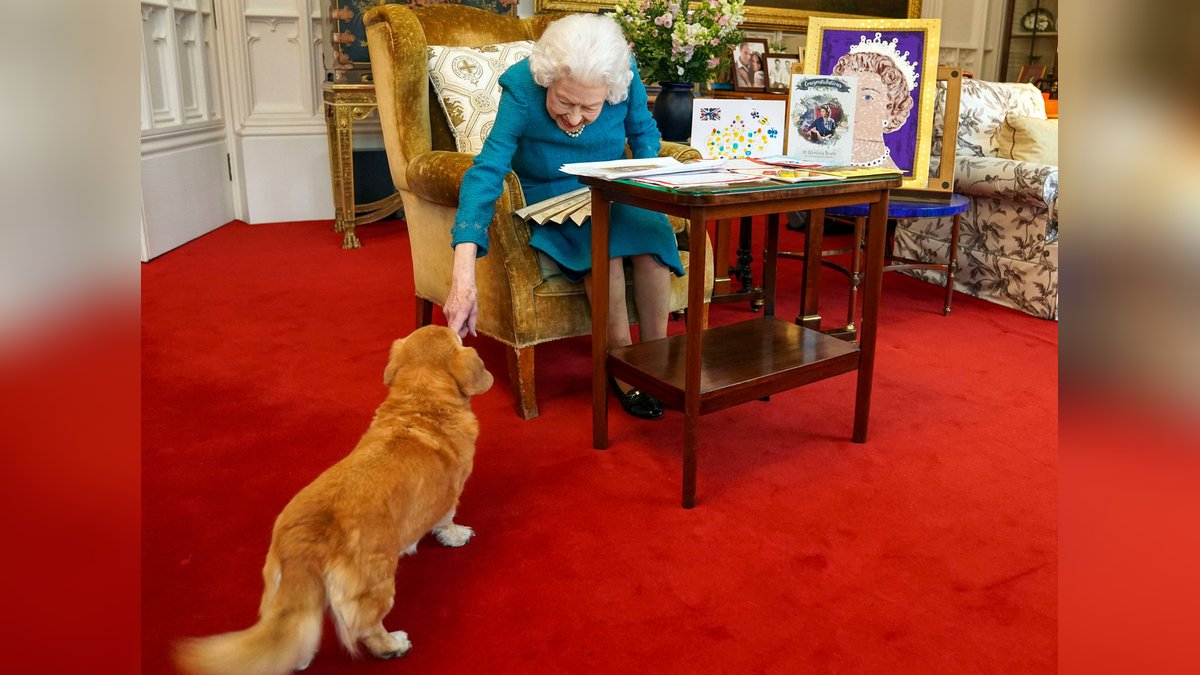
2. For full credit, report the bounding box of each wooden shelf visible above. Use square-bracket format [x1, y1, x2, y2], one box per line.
[608, 317, 860, 416]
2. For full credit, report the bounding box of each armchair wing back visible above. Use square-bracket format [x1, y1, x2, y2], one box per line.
[895, 78, 1059, 319]
[364, 4, 713, 419]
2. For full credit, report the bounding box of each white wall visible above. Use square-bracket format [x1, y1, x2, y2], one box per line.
[217, 0, 332, 224]
[141, 0, 235, 260]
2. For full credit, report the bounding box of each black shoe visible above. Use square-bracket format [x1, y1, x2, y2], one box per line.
[608, 375, 664, 420]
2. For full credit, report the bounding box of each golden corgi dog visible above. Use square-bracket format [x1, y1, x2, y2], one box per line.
[175, 325, 493, 675]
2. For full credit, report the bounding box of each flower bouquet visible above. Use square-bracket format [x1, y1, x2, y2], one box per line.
[614, 0, 746, 85]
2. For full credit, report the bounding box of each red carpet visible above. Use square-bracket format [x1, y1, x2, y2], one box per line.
[142, 219, 1057, 673]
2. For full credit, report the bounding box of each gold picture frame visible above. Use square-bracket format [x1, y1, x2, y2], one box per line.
[803, 17, 940, 190]
[534, 0, 922, 33]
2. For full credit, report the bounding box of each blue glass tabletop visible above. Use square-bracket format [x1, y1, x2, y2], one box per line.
[826, 193, 970, 218]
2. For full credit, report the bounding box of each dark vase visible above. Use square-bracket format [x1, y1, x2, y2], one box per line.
[652, 82, 696, 142]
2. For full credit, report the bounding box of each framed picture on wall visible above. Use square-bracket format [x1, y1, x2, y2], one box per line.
[766, 53, 800, 92]
[535, 0, 921, 33]
[804, 18, 941, 190]
[327, 0, 517, 82]
[731, 39, 769, 92]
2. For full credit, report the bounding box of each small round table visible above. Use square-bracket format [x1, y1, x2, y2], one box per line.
[821, 193, 969, 330]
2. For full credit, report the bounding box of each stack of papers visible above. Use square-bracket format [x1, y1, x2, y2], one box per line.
[560, 157, 767, 188]
[559, 157, 728, 179]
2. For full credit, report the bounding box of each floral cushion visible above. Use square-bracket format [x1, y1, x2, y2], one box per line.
[426, 41, 534, 154]
[931, 79, 1047, 159]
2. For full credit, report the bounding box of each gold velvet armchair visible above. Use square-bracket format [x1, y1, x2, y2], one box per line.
[364, 5, 713, 420]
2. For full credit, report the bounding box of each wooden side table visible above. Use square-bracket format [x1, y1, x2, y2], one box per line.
[322, 83, 404, 249]
[584, 175, 900, 508]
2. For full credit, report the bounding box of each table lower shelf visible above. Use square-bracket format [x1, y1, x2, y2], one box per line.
[608, 317, 861, 416]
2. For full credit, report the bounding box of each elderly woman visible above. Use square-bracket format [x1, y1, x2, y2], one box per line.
[443, 13, 680, 420]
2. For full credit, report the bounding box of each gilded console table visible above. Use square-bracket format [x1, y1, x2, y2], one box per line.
[322, 83, 404, 249]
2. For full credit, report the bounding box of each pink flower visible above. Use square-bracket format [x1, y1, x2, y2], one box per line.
[707, 56, 720, 68]
[711, 38, 720, 46]
[718, 15, 729, 26]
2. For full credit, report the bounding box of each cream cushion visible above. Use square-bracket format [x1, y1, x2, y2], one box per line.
[426, 41, 534, 154]
[996, 115, 1058, 164]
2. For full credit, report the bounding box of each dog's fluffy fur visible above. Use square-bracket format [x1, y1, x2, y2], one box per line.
[175, 326, 493, 675]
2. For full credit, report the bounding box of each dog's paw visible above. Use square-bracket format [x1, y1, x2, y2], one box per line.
[401, 542, 418, 557]
[379, 631, 411, 659]
[434, 523, 474, 547]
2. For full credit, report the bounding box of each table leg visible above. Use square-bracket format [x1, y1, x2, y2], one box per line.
[713, 218, 732, 296]
[853, 192, 890, 443]
[763, 212, 780, 318]
[591, 190, 611, 450]
[797, 208, 825, 329]
[324, 102, 342, 234]
[944, 213, 962, 315]
[847, 215, 866, 333]
[331, 104, 361, 249]
[683, 206, 708, 509]
[734, 216, 764, 311]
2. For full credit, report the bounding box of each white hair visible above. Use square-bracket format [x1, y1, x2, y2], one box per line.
[528, 13, 634, 105]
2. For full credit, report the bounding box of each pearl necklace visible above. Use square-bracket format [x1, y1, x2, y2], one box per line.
[852, 146, 891, 168]
[564, 124, 585, 138]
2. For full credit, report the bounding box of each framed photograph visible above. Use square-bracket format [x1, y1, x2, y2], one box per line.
[535, 1, 921, 33]
[766, 53, 800, 92]
[804, 18, 941, 190]
[732, 39, 769, 92]
[1016, 64, 1048, 85]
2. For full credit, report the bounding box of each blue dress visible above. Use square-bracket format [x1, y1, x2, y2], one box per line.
[451, 59, 684, 283]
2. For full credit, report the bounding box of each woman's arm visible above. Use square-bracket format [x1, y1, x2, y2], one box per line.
[447, 80, 527, 336]
[623, 60, 663, 160]
[452, 84, 528, 256]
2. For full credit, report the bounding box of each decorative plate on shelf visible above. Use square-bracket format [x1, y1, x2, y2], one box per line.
[1021, 7, 1056, 32]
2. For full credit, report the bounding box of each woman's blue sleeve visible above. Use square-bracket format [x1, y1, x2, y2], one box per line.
[451, 85, 527, 257]
[624, 61, 663, 160]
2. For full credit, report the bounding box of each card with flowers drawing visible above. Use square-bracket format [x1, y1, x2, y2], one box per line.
[688, 99, 785, 159]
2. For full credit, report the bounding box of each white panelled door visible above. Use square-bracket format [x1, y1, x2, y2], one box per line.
[141, 0, 234, 261]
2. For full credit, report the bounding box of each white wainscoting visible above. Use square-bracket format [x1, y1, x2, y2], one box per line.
[141, 0, 234, 260]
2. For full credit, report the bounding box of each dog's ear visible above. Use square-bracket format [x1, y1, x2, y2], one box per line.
[383, 337, 406, 387]
[449, 346, 493, 397]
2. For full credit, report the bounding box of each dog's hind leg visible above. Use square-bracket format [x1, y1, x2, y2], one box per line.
[328, 556, 412, 660]
[431, 507, 474, 547]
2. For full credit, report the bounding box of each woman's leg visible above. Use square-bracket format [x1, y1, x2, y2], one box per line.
[585, 256, 665, 419]
[583, 256, 633, 348]
[630, 254, 671, 342]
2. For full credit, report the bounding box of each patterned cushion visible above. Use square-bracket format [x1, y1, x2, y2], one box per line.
[932, 79, 1047, 159]
[426, 41, 534, 154]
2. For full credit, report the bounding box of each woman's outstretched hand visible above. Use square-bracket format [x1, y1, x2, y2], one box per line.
[445, 242, 480, 338]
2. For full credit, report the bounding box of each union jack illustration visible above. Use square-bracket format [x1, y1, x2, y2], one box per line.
[699, 107, 720, 121]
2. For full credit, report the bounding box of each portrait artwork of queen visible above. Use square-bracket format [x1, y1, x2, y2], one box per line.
[805, 19, 941, 188]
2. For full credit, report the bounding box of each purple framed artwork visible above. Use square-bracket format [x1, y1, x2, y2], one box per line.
[803, 18, 941, 190]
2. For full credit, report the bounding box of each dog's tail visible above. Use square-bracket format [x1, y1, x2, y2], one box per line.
[173, 552, 324, 675]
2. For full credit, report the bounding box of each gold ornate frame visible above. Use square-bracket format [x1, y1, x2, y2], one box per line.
[533, 0, 921, 32]
[803, 17, 940, 190]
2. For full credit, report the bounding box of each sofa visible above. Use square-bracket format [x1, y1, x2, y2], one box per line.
[893, 79, 1059, 319]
